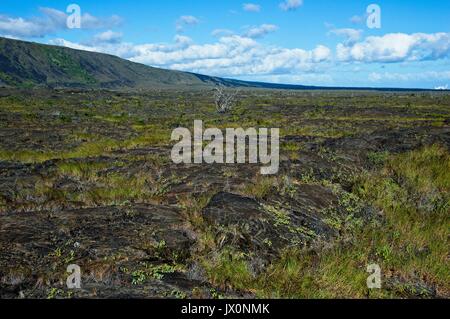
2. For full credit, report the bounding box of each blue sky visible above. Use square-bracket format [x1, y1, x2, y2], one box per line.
[1, 0, 450, 88]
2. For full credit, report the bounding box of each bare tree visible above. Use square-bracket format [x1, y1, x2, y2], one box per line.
[214, 86, 238, 114]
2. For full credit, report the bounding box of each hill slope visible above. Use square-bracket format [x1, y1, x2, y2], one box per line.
[0, 37, 434, 91]
[0, 37, 235, 89]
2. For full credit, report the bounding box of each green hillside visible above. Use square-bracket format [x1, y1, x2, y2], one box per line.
[0, 37, 223, 89]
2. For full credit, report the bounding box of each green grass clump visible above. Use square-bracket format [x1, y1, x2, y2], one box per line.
[57, 161, 113, 181]
[0, 130, 171, 164]
[241, 176, 277, 200]
[129, 263, 184, 285]
[201, 145, 450, 298]
[367, 151, 390, 167]
[203, 249, 255, 292]
[0, 138, 121, 163]
[74, 173, 153, 205]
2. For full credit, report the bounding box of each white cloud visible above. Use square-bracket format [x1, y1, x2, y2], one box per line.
[81, 13, 122, 29]
[279, 0, 303, 12]
[244, 24, 278, 39]
[48, 34, 331, 80]
[211, 29, 234, 37]
[57, 31, 442, 85]
[174, 35, 193, 48]
[337, 32, 450, 63]
[329, 28, 363, 45]
[38, 7, 67, 26]
[312, 45, 331, 62]
[0, 7, 122, 38]
[176, 15, 200, 32]
[93, 30, 123, 44]
[435, 84, 448, 90]
[49, 38, 100, 52]
[0, 16, 47, 38]
[243, 3, 261, 12]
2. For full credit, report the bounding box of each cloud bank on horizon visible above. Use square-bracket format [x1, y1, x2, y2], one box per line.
[0, 0, 449, 89]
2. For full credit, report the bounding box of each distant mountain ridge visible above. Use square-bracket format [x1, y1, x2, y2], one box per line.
[0, 37, 435, 91]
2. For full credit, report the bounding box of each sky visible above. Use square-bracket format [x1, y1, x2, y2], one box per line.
[0, 0, 450, 89]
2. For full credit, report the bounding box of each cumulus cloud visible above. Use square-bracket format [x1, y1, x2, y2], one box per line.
[243, 3, 261, 12]
[53, 30, 448, 83]
[48, 34, 331, 79]
[337, 32, 450, 63]
[312, 45, 332, 62]
[328, 28, 363, 45]
[0, 7, 122, 38]
[244, 24, 278, 39]
[174, 34, 193, 48]
[166, 41, 331, 76]
[49, 38, 101, 52]
[279, 0, 303, 12]
[176, 15, 200, 32]
[93, 30, 123, 44]
[0, 15, 48, 38]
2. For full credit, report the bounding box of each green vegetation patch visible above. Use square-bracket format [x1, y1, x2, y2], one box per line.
[201, 145, 450, 298]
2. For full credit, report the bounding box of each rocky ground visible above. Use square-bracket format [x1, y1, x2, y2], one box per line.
[0, 88, 448, 299]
